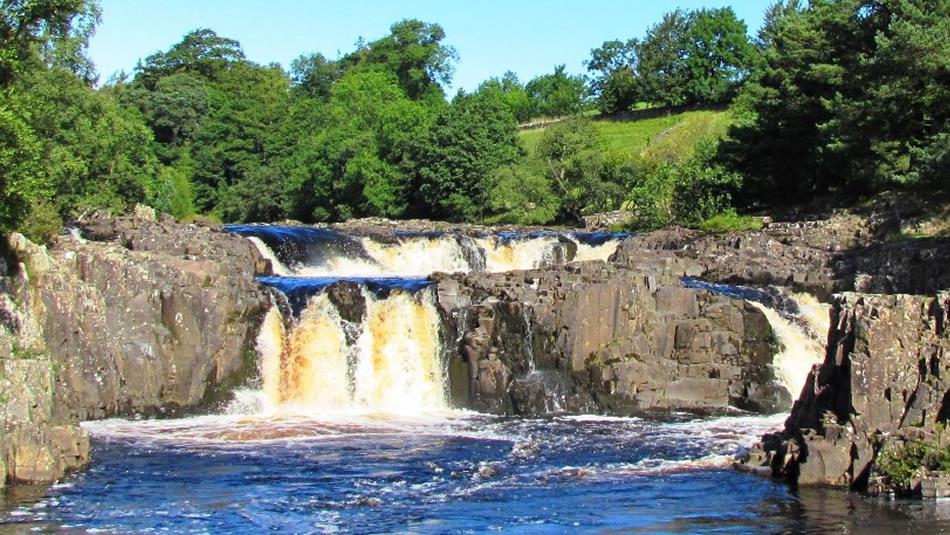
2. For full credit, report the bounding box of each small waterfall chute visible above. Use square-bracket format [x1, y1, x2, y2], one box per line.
[680, 277, 828, 399]
[569, 231, 631, 263]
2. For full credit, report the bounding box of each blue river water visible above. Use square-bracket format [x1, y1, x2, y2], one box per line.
[2, 411, 946, 534]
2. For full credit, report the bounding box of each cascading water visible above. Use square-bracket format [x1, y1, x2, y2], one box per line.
[18, 226, 928, 533]
[225, 224, 630, 415]
[749, 298, 829, 399]
[229, 225, 629, 277]
[253, 284, 446, 414]
[680, 277, 829, 399]
[352, 290, 444, 412]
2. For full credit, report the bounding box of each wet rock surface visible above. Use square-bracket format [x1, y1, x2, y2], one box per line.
[612, 210, 950, 299]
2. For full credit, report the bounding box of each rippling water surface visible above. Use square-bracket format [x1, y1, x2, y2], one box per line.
[3, 412, 947, 534]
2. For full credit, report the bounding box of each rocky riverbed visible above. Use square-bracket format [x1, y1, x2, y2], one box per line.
[0, 200, 947, 502]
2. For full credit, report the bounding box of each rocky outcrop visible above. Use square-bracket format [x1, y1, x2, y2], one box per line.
[612, 212, 950, 299]
[582, 210, 633, 230]
[0, 291, 88, 488]
[0, 211, 269, 485]
[737, 292, 950, 496]
[434, 261, 789, 416]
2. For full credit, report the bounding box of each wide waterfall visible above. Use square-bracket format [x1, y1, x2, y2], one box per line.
[232, 226, 827, 417]
[227, 225, 629, 277]
[225, 224, 630, 414]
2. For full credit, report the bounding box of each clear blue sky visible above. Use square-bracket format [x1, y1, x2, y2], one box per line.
[88, 0, 774, 91]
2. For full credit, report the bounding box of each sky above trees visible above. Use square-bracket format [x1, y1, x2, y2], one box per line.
[87, 0, 772, 91]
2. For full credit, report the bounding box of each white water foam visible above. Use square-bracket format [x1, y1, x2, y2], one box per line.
[569, 239, 621, 263]
[475, 236, 563, 272]
[751, 297, 827, 399]
[254, 288, 446, 416]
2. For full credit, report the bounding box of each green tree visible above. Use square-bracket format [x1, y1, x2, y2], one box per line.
[536, 118, 624, 222]
[14, 68, 157, 218]
[827, 0, 950, 188]
[0, 0, 95, 86]
[284, 70, 430, 221]
[189, 62, 290, 217]
[636, 10, 691, 108]
[721, 0, 853, 202]
[487, 163, 560, 224]
[411, 88, 523, 220]
[134, 28, 246, 89]
[724, 0, 949, 204]
[683, 7, 755, 104]
[290, 52, 340, 99]
[122, 72, 210, 163]
[342, 19, 457, 102]
[1, 0, 101, 234]
[586, 38, 639, 114]
[626, 139, 740, 229]
[149, 154, 195, 220]
[525, 65, 587, 118]
[477, 71, 533, 123]
[0, 99, 41, 233]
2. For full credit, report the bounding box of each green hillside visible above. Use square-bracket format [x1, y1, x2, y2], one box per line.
[519, 110, 732, 163]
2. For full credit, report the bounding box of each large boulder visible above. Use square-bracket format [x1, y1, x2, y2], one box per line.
[435, 261, 787, 416]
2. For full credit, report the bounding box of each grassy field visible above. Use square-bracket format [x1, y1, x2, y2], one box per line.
[519, 109, 733, 164]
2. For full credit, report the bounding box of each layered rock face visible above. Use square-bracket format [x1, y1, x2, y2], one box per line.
[738, 292, 949, 496]
[613, 214, 950, 299]
[434, 262, 789, 416]
[0, 288, 88, 487]
[0, 212, 268, 486]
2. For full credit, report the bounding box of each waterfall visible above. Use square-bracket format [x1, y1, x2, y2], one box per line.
[750, 295, 829, 399]
[475, 236, 564, 272]
[229, 224, 630, 276]
[256, 287, 446, 414]
[352, 290, 445, 412]
[361, 237, 472, 276]
[680, 277, 828, 400]
[228, 224, 630, 415]
[570, 239, 621, 262]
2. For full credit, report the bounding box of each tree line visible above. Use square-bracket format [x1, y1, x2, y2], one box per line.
[1, 0, 947, 242]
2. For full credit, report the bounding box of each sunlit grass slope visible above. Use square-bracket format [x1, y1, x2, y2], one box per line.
[520, 110, 732, 164]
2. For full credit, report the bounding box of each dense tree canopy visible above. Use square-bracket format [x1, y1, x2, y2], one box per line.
[1, 1, 945, 240]
[524, 64, 587, 118]
[341, 19, 457, 103]
[586, 7, 755, 112]
[412, 88, 522, 220]
[724, 0, 950, 204]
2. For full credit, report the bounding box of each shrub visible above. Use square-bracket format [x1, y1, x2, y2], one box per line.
[20, 199, 63, 244]
[697, 210, 763, 232]
[877, 441, 950, 493]
[625, 138, 740, 229]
